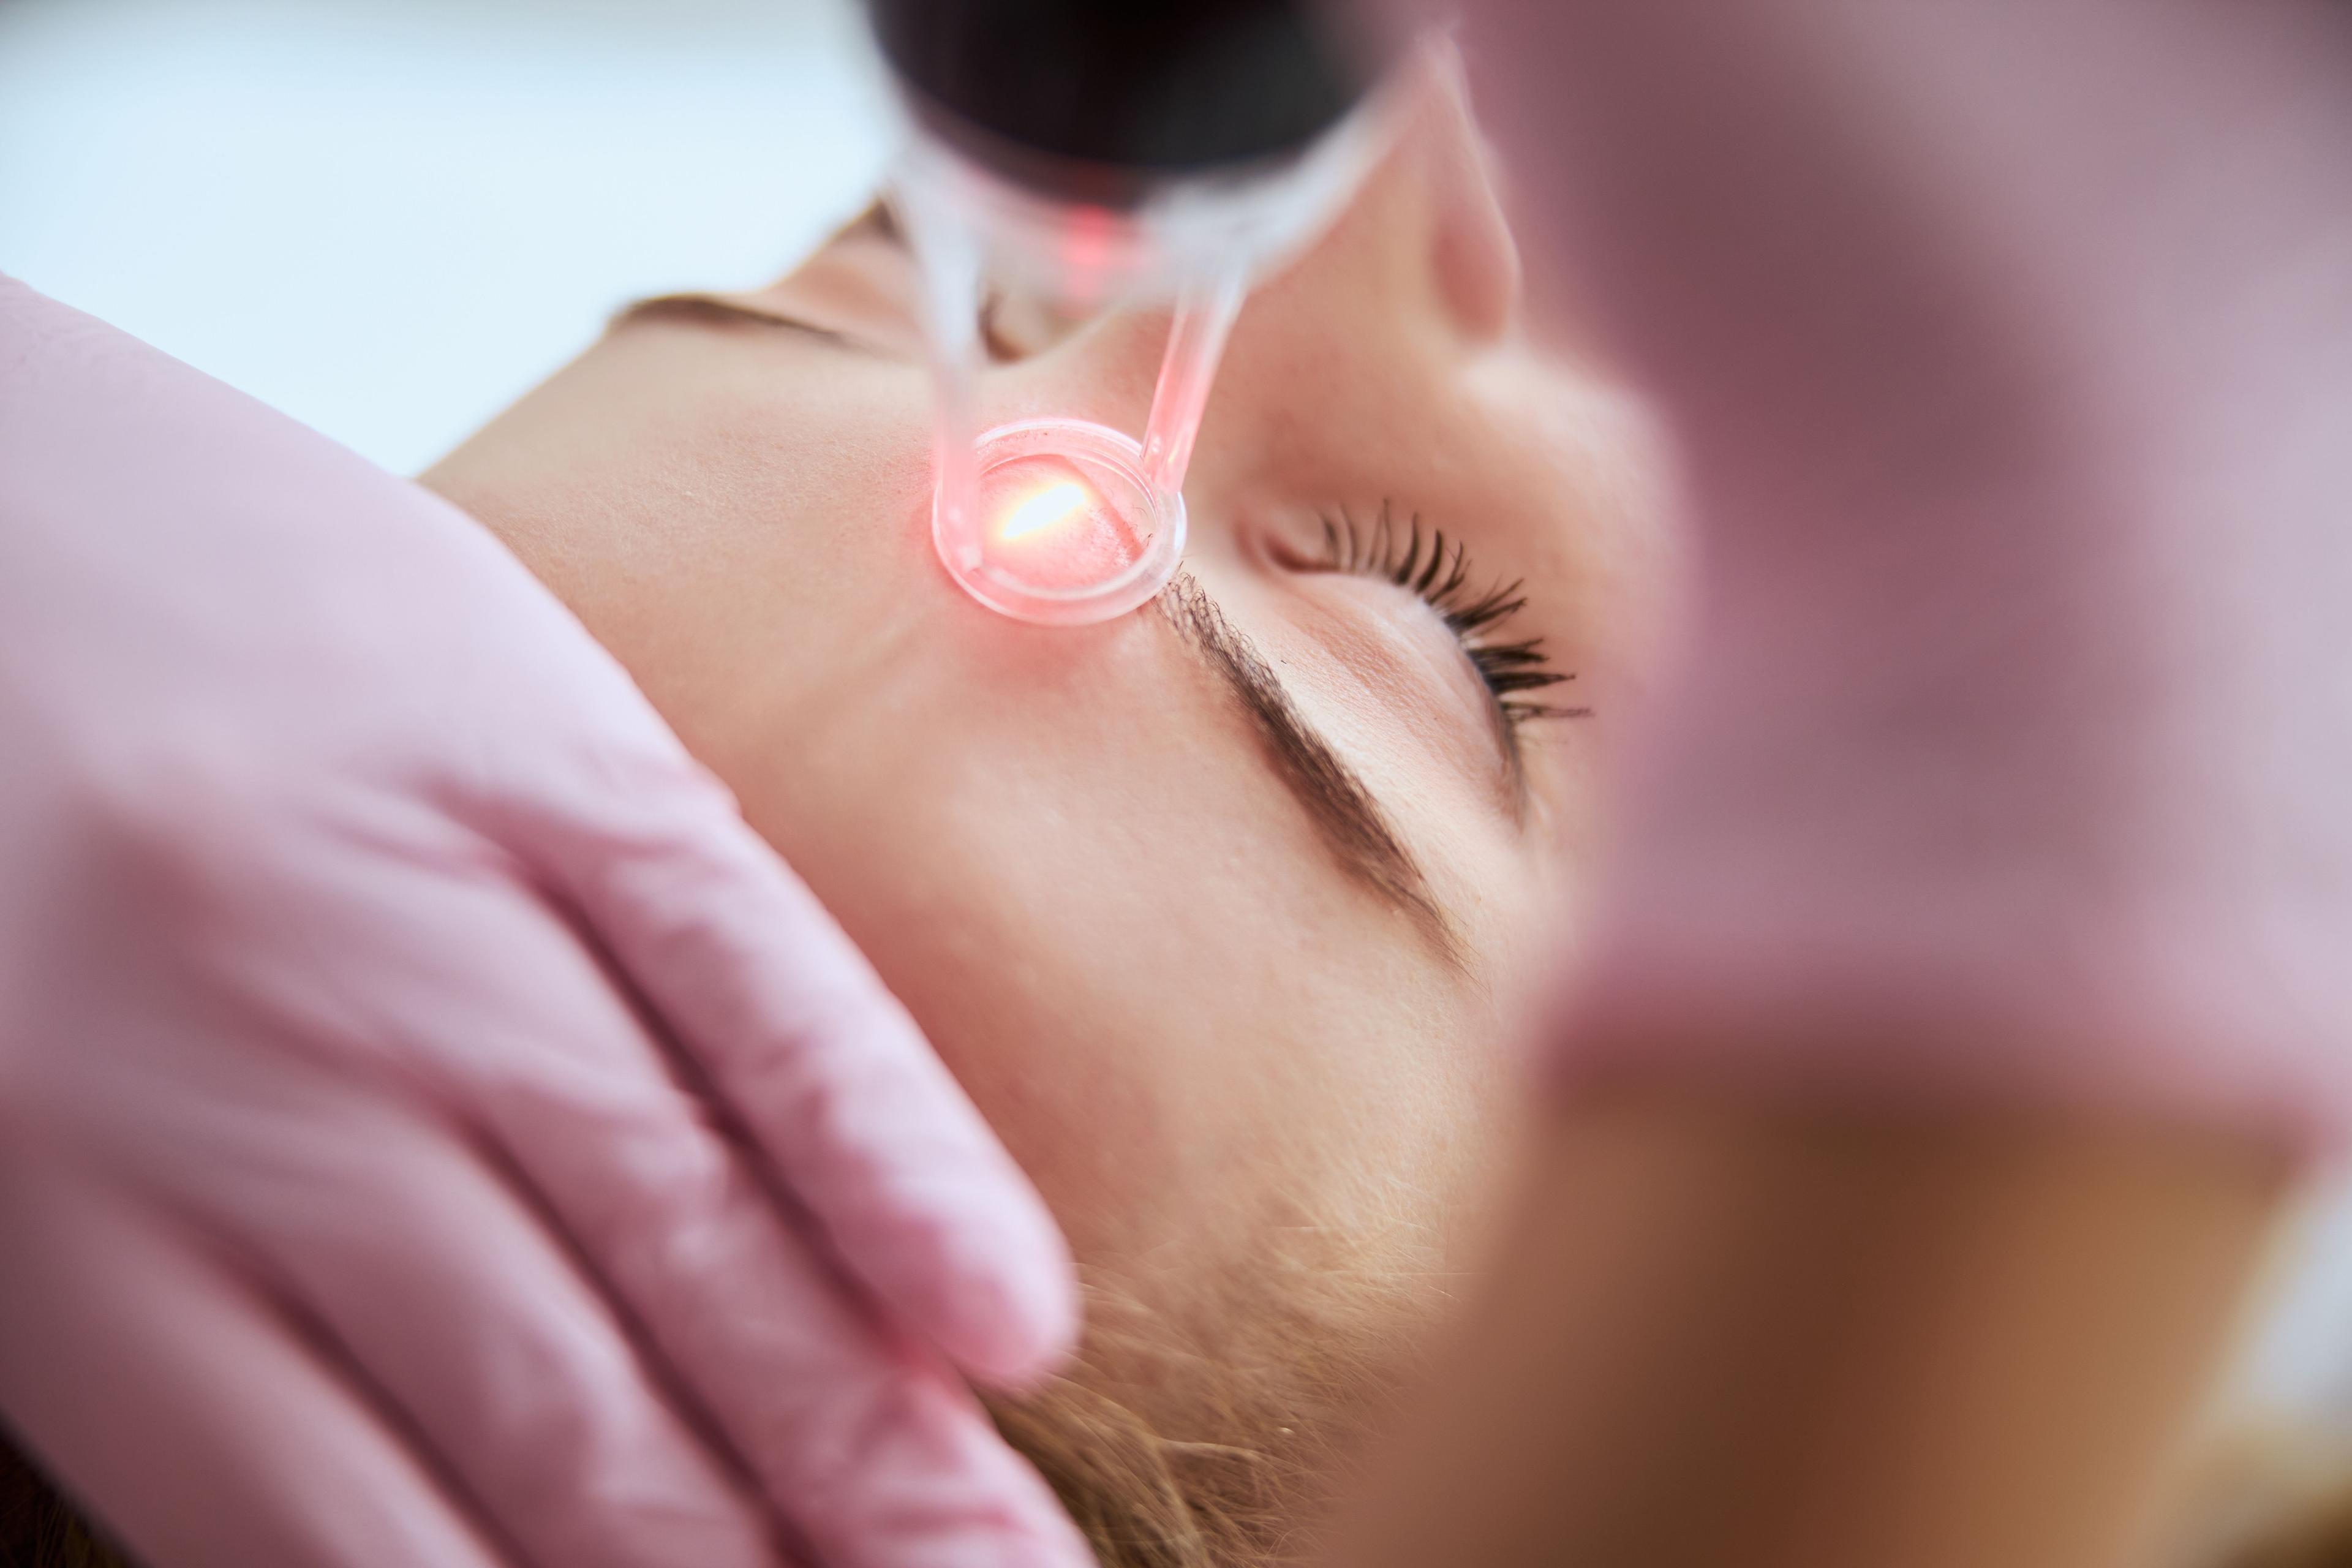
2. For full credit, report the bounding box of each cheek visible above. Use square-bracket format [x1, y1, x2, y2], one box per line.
[712, 644, 1499, 1282]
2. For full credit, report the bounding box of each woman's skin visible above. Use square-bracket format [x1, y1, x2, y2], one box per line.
[424, 54, 1673, 1477]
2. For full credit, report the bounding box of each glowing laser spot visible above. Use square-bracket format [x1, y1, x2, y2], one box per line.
[998, 481, 1090, 543]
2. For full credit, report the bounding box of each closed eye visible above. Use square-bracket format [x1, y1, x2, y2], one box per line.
[1314, 503, 1589, 759]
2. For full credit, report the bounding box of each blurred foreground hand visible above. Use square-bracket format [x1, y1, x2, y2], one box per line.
[1324, 2, 2351, 1566]
[1482, 0, 2352, 1120]
[0, 279, 1088, 1568]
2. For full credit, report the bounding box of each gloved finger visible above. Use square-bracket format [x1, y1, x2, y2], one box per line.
[499, 751, 1077, 1388]
[360, 851, 1093, 1568]
[0, 1156, 513, 1568]
[488, 1068, 1085, 1568]
[181, 1089, 793, 1568]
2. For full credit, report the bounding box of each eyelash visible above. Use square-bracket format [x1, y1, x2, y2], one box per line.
[1316, 503, 1585, 729]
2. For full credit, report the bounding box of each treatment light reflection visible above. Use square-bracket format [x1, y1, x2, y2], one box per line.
[999, 480, 1090, 543]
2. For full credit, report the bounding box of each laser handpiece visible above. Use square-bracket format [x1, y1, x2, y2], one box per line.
[865, 0, 1394, 624]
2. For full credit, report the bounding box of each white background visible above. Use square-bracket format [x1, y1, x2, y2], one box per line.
[6, 0, 2350, 1429]
[0, 0, 892, 473]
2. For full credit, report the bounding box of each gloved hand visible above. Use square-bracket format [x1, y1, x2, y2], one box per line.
[0, 279, 1089, 1568]
[1452, 0, 2352, 1139]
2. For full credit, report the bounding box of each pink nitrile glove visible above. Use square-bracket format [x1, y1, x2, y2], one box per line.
[1448, 1, 2352, 1140]
[0, 278, 1089, 1568]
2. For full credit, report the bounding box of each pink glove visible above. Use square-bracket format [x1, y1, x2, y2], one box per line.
[0, 279, 1088, 1568]
[1454, 1, 2352, 1140]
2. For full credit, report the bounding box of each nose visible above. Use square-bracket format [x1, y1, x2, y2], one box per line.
[959, 37, 1527, 535]
[1415, 42, 1523, 344]
[979, 39, 1521, 380]
[1242, 39, 1523, 356]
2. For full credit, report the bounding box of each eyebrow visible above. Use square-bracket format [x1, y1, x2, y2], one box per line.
[1158, 573, 1463, 965]
[611, 293, 887, 356]
[612, 208, 910, 352]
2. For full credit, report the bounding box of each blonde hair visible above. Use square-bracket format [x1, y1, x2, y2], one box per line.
[987, 1251, 1427, 1568]
[0, 1248, 1428, 1568]
[2168, 1421, 2352, 1568]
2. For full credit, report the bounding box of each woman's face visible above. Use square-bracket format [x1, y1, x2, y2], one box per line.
[426, 58, 1669, 1423]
